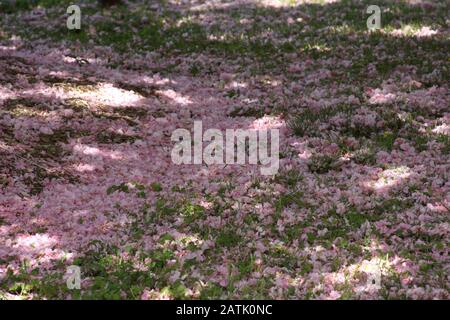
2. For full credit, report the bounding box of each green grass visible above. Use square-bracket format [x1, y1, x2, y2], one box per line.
[216, 228, 242, 249]
[1, 0, 448, 300]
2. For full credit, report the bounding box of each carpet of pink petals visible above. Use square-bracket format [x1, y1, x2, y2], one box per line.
[0, 0, 448, 299]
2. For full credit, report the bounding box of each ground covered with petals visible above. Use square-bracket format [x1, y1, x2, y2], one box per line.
[0, 0, 448, 299]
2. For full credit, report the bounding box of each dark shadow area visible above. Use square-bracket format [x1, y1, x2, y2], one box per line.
[0, 0, 448, 300]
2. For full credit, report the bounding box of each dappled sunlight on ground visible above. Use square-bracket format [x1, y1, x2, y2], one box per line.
[0, 0, 448, 300]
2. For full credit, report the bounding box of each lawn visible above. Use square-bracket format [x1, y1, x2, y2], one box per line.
[0, 0, 448, 300]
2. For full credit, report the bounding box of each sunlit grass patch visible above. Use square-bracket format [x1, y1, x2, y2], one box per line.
[3, 98, 52, 116]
